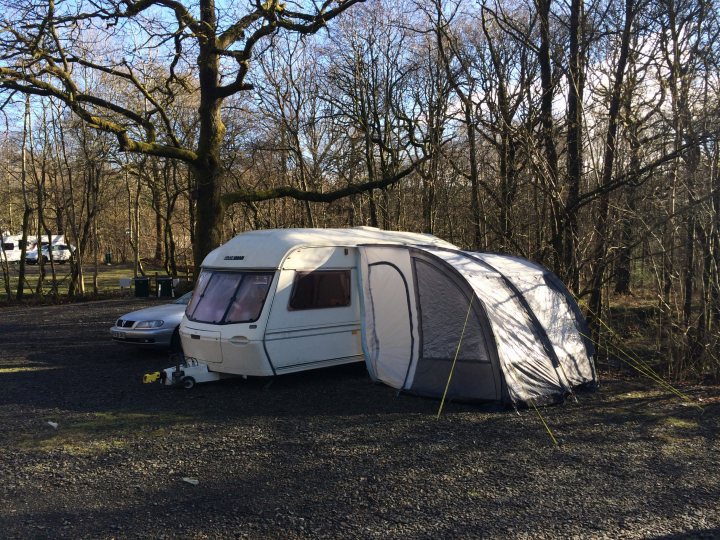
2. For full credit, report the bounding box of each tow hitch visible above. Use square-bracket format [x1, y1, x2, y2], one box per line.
[144, 355, 225, 389]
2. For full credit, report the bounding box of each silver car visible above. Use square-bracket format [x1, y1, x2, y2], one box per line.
[110, 292, 192, 350]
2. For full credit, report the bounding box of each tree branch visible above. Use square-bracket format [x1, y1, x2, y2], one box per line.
[0, 73, 197, 163]
[221, 157, 427, 206]
[121, 0, 203, 35]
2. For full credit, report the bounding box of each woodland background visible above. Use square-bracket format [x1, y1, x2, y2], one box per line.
[0, 0, 719, 379]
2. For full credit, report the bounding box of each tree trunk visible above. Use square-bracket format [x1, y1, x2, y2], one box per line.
[192, 0, 226, 271]
[191, 159, 224, 269]
[465, 104, 482, 250]
[711, 144, 720, 326]
[615, 91, 641, 295]
[564, 0, 584, 292]
[536, 0, 562, 273]
[151, 173, 163, 262]
[614, 187, 636, 295]
[16, 98, 32, 300]
[683, 144, 700, 327]
[588, 0, 635, 344]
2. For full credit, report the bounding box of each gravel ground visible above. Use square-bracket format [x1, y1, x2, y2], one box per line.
[0, 297, 718, 539]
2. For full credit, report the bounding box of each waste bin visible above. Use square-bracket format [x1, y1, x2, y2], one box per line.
[156, 276, 173, 298]
[134, 277, 150, 298]
[104, 252, 112, 265]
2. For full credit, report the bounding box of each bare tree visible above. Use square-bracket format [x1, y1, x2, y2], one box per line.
[0, 0, 366, 269]
[587, 0, 639, 344]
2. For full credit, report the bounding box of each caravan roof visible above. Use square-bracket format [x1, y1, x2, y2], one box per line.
[202, 227, 456, 269]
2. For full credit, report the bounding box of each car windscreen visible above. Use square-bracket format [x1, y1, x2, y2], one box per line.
[185, 271, 274, 324]
[173, 291, 193, 305]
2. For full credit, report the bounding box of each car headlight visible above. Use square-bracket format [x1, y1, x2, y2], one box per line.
[134, 320, 164, 329]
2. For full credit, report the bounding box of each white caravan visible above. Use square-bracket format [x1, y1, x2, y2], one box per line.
[161, 227, 596, 406]
[165, 228, 454, 388]
[1, 234, 23, 263]
[1, 234, 66, 263]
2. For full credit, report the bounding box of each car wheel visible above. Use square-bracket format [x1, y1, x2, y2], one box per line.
[170, 329, 183, 354]
[181, 376, 196, 390]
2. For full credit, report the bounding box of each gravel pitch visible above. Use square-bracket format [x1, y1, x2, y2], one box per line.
[0, 297, 719, 539]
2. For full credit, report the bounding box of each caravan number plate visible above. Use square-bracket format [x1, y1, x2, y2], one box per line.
[112, 330, 126, 338]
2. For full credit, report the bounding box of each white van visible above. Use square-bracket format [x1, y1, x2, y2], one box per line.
[167, 228, 453, 387]
[1, 234, 26, 263]
[1, 238, 21, 263]
[1, 234, 67, 264]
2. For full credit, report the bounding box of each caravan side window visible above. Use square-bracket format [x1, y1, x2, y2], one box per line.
[289, 270, 351, 310]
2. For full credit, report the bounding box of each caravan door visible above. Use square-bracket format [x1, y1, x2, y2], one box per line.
[264, 247, 363, 374]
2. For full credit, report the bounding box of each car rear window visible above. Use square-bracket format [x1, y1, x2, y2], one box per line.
[186, 271, 274, 324]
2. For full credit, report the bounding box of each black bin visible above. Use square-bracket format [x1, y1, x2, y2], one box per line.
[134, 277, 150, 297]
[156, 276, 173, 298]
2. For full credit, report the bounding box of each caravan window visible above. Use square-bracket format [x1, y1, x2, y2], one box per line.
[1, 242, 13, 251]
[289, 270, 351, 310]
[186, 271, 274, 324]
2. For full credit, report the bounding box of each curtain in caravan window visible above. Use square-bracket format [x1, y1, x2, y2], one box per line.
[224, 274, 273, 323]
[189, 272, 244, 323]
[288, 270, 351, 310]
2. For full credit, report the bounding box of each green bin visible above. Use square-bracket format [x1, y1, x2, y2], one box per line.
[134, 277, 150, 297]
[156, 276, 173, 298]
[104, 252, 112, 264]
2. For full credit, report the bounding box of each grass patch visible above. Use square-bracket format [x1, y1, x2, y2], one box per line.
[608, 389, 667, 401]
[15, 411, 196, 454]
[663, 417, 698, 429]
[0, 366, 61, 374]
[656, 433, 704, 456]
[0, 262, 188, 302]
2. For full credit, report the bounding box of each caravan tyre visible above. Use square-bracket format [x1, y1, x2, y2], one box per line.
[181, 376, 196, 390]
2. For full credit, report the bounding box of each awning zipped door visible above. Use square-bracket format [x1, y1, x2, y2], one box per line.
[358, 246, 420, 390]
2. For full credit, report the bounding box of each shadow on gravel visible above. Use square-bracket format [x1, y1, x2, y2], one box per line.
[1, 300, 719, 539]
[4, 412, 719, 539]
[653, 530, 720, 539]
[0, 299, 503, 422]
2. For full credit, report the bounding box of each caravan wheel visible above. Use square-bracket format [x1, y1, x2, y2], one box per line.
[181, 376, 196, 390]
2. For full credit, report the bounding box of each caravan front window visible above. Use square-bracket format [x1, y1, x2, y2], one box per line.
[186, 271, 274, 324]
